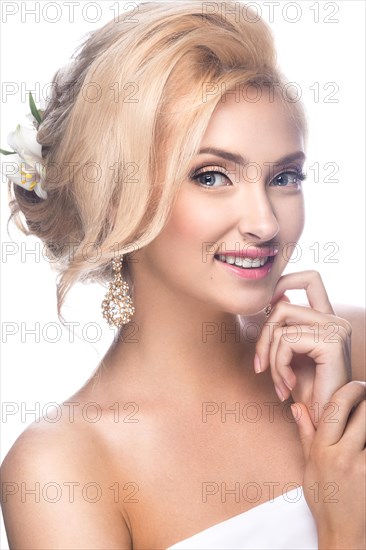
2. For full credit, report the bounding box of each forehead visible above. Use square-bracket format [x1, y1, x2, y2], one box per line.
[200, 92, 304, 162]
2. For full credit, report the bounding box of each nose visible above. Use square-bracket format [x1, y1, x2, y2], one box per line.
[237, 185, 279, 243]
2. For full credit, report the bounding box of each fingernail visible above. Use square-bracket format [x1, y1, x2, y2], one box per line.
[283, 378, 293, 391]
[290, 404, 300, 421]
[274, 384, 285, 402]
[254, 354, 261, 373]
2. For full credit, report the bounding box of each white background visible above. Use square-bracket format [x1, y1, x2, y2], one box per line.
[1, 1, 365, 548]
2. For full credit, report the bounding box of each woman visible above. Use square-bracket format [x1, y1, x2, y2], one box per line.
[1, 1, 365, 548]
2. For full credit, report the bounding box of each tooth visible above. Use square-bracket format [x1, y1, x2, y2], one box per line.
[219, 255, 225, 261]
[252, 259, 261, 268]
[234, 257, 242, 266]
[242, 258, 253, 268]
[226, 256, 235, 264]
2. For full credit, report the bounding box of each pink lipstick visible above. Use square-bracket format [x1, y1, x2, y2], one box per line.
[214, 247, 278, 280]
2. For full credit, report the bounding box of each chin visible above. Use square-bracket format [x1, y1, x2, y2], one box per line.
[222, 301, 270, 318]
[227, 292, 275, 318]
[238, 307, 267, 318]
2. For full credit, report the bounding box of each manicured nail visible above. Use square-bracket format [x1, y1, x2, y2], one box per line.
[274, 384, 285, 402]
[254, 354, 261, 373]
[290, 404, 299, 420]
[283, 378, 293, 391]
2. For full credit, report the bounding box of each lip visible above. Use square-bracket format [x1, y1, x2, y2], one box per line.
[214, 255, 275, 280]
[214, 246, 279, 260]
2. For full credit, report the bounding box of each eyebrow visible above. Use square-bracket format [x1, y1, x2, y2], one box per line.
[197, 147, 306, 166]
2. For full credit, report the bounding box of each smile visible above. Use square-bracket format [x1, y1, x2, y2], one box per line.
[213, 249, 277, 280]
[215, 255, 270, 268]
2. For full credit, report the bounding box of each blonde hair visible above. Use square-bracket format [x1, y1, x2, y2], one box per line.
[8, 0, 307, 323]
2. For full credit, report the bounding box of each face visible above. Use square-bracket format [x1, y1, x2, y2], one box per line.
[131, 91, 306, 316]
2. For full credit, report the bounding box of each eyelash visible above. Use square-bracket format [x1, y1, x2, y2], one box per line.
[190, 165, 231, 188]
[190, 164, 307, 189]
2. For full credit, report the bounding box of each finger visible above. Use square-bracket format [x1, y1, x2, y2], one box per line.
[258, 304, 350, 376]
[272, 293, 291, 306]
[256, 303, 310, 373]
[270, 328, 302, 401]
[265, 301, 341, 330]
[269, 328, 351, 405]
[256, 302, 351, 373]
[291, 402, 315, 460]
[268, 326, 296, 401]
[269, 328, 327, 402]
[270, 270, 334, 315]
[316, 381, 366, 447]
[339, 399, 366, 451]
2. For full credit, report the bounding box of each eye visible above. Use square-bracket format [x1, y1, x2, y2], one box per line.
[190, 165, 232, 189]
[270, 170, 307, 188]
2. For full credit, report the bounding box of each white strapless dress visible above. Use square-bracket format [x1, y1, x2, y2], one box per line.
[167, 486, 318, 549]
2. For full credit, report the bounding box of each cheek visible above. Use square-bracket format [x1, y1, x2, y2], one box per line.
[167, 197, 202, 240]
[140, 188, 218, 277]
[163, 188, 223, 244]
[142, 187, 228, 285]
[274, 194, 305, 243]
[276, 196, 305, 264]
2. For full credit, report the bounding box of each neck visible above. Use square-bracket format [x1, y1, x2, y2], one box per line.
[102, 283, 268, 399]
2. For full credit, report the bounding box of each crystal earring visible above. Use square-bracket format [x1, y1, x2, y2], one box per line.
[264, 304, 272, 317]
[101, 254, 135, 327]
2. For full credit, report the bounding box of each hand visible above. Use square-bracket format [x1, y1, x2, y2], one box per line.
[291, 381, 366, 549]
[255, 270, 352, 427]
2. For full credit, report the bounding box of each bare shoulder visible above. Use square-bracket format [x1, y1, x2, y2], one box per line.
[1, 409, 132, 549]
[334, 303, 365, 381]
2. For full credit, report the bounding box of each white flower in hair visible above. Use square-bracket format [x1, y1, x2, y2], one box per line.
[1, 93, 47, 200]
